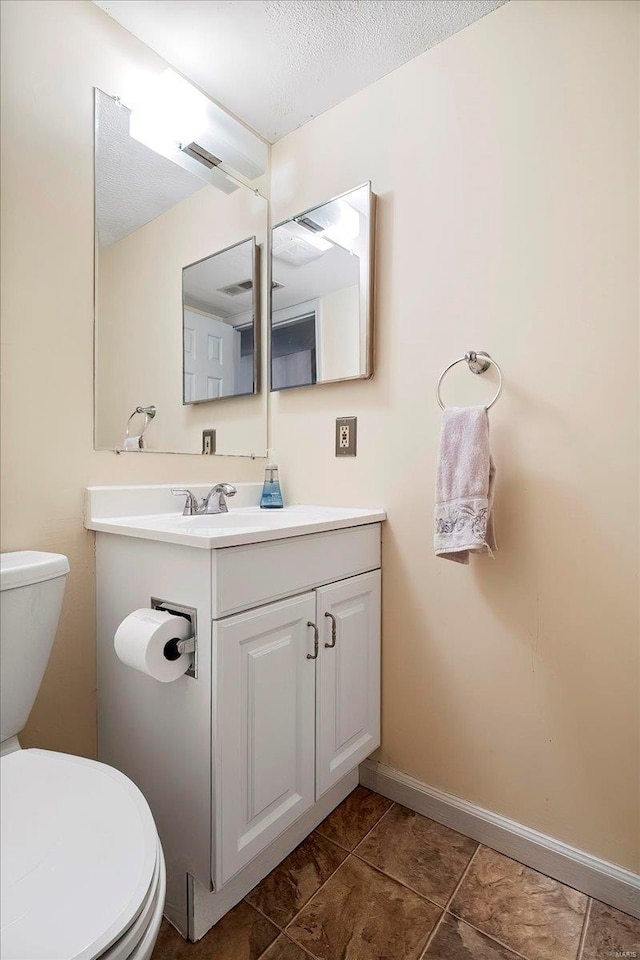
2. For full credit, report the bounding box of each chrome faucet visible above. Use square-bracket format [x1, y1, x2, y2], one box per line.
[171, 484, 237, 516]
[203, 483, 236, 514]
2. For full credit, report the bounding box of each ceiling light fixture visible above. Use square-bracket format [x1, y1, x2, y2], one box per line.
[127, 69, 267, 183]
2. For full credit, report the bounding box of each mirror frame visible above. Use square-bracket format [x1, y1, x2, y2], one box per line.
[269, 181, 375, 392]
[181, 235, 260, 406]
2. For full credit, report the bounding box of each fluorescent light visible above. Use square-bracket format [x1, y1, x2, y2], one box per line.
[129, 70, 209, 154]
[127, 68, 267, 181]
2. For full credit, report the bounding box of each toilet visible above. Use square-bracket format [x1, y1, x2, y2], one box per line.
[0, 552, 165, 960]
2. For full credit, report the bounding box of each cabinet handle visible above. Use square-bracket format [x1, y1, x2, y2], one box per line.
[324, 612, 337, 648]
[306, 621, 319, 659]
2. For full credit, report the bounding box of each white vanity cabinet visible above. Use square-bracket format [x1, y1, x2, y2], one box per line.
[89, 487, 384, 941]
[215, 592, 317, 887]
[215, 570, 380, 887]
[315, 571, 381, 795]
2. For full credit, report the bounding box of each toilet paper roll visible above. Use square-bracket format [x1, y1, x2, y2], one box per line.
[114, 608, 193, 682]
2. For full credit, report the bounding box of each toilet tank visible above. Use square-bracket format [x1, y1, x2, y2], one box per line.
[0, 552, 70, 744]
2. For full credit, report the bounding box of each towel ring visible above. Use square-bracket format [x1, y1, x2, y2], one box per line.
[125, 404, 157, 444]
[437, 352, 502, 411]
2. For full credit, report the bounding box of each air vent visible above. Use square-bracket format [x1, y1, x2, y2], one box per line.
[218, 279, 253, 297]
[180, 142, 222, 169]
[217, 279, 285, 296]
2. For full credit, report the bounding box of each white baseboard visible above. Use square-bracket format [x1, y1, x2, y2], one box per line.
[189, 768, 359, 940]
[359, 760, 640, 920]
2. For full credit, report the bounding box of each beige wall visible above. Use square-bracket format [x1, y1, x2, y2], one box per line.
[97, 185, 267, 456]
[1, 0, 638, 874]
[0, 0, 265, 758]
[270, 0, 639, 870]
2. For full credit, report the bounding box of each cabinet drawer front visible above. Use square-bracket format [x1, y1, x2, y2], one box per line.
[213, 593, 317, 887]
[316, 570, 381, 796]
[212, 523, 381, 618]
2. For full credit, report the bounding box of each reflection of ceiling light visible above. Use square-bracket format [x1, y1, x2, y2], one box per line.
[291, 219, 333, 252]
[331, 200, 360, 244]
[294, 202, 359, 251]
[295, 215, 324, 234]
[127, 68, 266, 181]
[303, 233, 333, 252]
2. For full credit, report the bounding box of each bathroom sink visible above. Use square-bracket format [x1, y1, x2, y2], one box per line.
[85, 490, 386, 549]
[172, 508, 314, 530]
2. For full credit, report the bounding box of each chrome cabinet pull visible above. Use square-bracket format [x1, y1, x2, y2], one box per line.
[306, 621, 319, 659]
[324, 612, 337, 648]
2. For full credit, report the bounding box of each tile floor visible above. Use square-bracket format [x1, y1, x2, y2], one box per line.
[152, 786, 640, 960]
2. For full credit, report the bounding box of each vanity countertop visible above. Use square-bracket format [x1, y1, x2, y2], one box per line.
[85, 485, 385, 549]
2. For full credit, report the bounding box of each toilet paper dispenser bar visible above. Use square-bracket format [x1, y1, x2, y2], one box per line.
[151, 597, 197, 678]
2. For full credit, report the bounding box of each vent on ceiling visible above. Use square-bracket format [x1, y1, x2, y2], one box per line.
[218, 278, 253, 296]
[217, 279, 284, 296]
[180, 142, 222, 169]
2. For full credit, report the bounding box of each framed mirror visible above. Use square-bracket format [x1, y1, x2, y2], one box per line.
[270, 183, 375, 391]
[182, 238, 258, 404]
[94, 88, 268, 456]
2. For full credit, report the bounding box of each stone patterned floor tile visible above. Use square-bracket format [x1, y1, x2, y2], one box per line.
[425, 914, 523, 959]
[449, 846, 587, 960]
[581, 899, 640, 960]
[286, 855, 441, 959]
[246, 831, 347, 927]
[151, 903, 279, 960]
[356, 803, 478, 905]
[315, 787, 392, 851]
[259, 933, 312, 960]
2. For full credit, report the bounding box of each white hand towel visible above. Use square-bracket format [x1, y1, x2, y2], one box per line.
[434, 406, 496, 564]
[122, 436, 143, 450]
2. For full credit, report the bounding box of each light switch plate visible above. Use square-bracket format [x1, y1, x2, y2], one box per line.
[335, 417, 357, 456]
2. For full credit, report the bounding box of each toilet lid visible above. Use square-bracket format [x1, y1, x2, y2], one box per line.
[1, 749, 159, 960]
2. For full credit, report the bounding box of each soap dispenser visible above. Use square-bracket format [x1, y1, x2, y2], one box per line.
[260, 451, 284, 509]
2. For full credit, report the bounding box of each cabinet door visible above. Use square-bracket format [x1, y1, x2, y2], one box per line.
[214, 592, 317, 887]
[316, 570, 381, 797]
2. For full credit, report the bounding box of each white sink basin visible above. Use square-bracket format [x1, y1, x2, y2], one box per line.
[85, 493, 386, 549]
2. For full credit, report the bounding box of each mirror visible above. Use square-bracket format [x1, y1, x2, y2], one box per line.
[270, 183, 375, 391]
[94, 88, 268, 456]
[183, 238, 258, 404]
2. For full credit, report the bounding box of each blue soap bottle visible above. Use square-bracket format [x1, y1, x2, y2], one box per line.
[260, 452, 284, 509]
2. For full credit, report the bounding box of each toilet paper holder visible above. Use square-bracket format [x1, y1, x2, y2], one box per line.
[151, 597, 198, 679]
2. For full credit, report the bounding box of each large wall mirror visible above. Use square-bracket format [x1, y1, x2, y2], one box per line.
[94, 88, 268, 456]
[270, 183, 375, 391]
[183, 238, 257, 404]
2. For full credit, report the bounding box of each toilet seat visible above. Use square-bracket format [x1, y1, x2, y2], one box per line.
[96, 839, 165, 960]
[1, 749, 162, 960]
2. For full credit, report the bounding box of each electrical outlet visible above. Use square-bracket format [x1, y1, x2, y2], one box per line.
[202, 429, 216, 455]
[335, 417, 357, 457]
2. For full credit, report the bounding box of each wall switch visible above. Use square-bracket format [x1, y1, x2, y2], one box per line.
[335, 417, 357, 457]
[202, 430, 216, 455]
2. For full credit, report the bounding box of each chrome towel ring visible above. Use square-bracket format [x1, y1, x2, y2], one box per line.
[125, 405, 157, 447]
[437, 352, 502, 411]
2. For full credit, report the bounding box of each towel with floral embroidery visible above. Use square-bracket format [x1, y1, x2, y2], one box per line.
[434, 406, 496, 564]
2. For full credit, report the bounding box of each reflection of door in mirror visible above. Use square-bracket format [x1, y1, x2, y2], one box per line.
[94, 88, 267, 456]
[182, 238, 257, 404]
[270, 183, 374, 392]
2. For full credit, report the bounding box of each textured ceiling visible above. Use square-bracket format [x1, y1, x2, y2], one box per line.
[95, 90, 206, 247]
[93, 0, 508, 143]
[184, 241, 254, 319]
